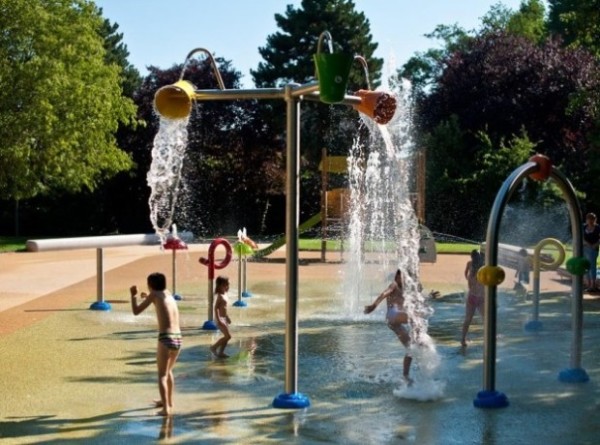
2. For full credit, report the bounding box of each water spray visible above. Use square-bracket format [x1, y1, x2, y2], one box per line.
[152, 31, 399, 409]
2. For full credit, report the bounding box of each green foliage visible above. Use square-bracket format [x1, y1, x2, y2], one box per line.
[506, 0, 547, 43]
[425, 116, 536, 238]
[0, 0, 137, 201]
[127, 59, 286, 237]
[548, 0, 600, 58]
[0, 236, 27, 252]
[401, 1, 547, 94]
[251, 0, 383, 167]
[252, 0, 381, 89]
[96, 11, 142, 96]
[399, 24, 471, 93]
[471, 131, 536, 187]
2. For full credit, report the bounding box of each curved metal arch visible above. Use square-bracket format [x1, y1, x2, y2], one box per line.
[479, 162, 586, 405]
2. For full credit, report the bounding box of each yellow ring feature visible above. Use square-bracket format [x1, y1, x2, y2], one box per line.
[534, 238, 566, 271]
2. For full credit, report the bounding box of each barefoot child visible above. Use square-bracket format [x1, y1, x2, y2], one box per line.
[364, 269, 413, 383]
[461, 250, 484, 347]
[210, 276, 232, 358]
[130, 272, 182, 416]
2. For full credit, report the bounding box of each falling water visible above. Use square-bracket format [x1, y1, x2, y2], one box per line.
[344, 79, 441, 395]
[147, 116, 189, 241]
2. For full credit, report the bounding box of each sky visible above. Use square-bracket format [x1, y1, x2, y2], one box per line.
[94, 0, 536, 87]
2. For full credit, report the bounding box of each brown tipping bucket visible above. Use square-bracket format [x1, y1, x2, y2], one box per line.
[353, 89, 397, 125]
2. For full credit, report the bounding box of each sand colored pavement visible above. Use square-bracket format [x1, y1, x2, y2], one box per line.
[0, 245, 594, 444]
[0, 245, 576, 335]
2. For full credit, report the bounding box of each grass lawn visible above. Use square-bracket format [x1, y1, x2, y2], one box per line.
[0, 236, 27, 252]
[0, 236, 571, 260]
[1, 235, 477, 255]
[300, 238, 476, 254]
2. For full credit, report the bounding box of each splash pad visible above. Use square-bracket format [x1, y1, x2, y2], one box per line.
[150, 33, 423, 409]
[3, 247, 600, 443]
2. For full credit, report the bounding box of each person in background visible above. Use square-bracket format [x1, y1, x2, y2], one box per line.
[583, 212, 600, 292]
[514, 248, 531, 297]
[461, 250, 485, 347]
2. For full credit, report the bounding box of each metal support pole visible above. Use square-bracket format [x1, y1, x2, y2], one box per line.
[233, 254, 247, 307]
[285, 84, 300, 395]
[476, 162, 589, 407]
[172, 249, 177, 295]
[97, 247, 104, 303]
[238, 256, 242, 301]
[90, 247, 111, 311]
[272, 84, 310, 408]
[205, 280, 215, 327]
[242, 256, 248, 295]
[552, 169, 587, 381]
[476, 162, 536, 408]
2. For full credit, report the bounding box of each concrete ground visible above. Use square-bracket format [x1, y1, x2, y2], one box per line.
[0, 245, 598, 444]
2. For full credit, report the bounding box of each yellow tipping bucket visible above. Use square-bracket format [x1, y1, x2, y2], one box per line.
[153, 80, 196, 120]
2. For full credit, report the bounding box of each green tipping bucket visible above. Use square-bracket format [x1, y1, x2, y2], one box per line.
[314, 52, 353, 104]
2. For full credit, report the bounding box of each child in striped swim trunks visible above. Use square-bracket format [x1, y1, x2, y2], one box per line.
[130, 272, 182, 416]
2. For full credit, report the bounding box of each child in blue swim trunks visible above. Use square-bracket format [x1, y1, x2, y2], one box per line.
[130, 272, 182, 416]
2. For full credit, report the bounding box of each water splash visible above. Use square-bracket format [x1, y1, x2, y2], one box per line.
[344, 79, 440, 389]
[147, 116, 189, 241]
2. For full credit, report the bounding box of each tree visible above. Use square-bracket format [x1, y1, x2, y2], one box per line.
[419, 32, 600, 236]
[0, 0, 137, 202]
[97, 12, 142, 97]
[506, 0, 546, 43]
[253, 0, 380, 89]
[251, 0, 383, 220]
[400, 1, 546, 95]
[399, 24, 472, 94]
[548, 0, 600, 58]
[122, 58, 285, 237]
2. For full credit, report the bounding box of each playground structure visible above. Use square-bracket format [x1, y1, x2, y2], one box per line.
[253, 147, 436, 263]
[319, 148, 350, 262]
[474, 154, 589, 409]
[153, 32, 399, 409]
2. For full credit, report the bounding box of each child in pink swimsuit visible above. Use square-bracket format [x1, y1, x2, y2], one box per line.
[461, 250, 484, 347]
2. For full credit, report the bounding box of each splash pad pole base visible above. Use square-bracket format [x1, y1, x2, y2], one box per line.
[89, 301, 111, 311]
[173, 294, 183, 301]
[242, 291, 252, 298]
[233, 300, 248, 307]
[473, 390, 509, 409]
[273, 392, 311, 409]
[524, 320, 543, 332]
[202, 320, 217, 331]
[558, 367, 589, 383]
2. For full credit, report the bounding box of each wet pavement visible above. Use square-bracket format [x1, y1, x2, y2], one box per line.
[0, 246, 598, 444]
